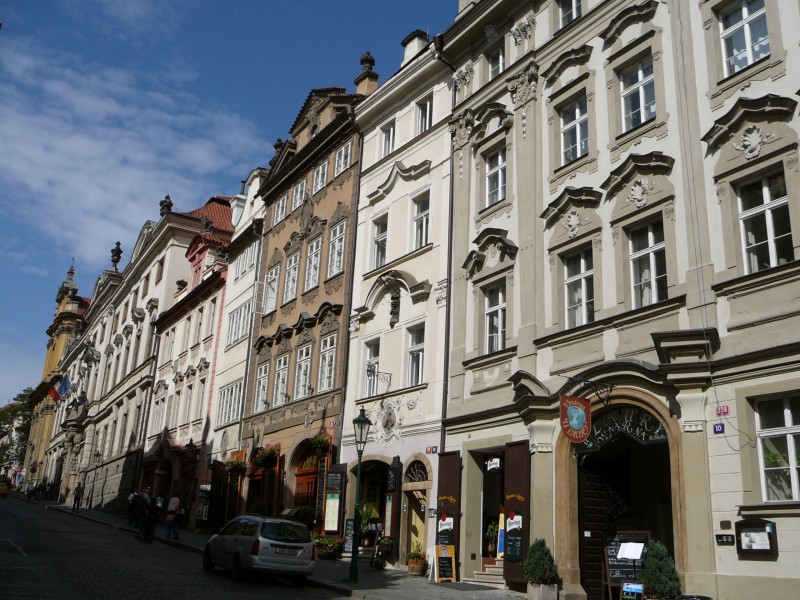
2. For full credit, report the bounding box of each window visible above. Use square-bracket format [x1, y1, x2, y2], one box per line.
[283, 252, 299, 303]
[234, 243, 257, 279]
[313, 161, 328, 194]
[719, 0, 770, 77]
[318, 334, 336, 392]
[295, 345, 312, 399]
[373, 215, 388, 269]
[755, 393, 800, 501]
[560, 0, 582, 27]
[486, 148, 507, 207]
[274, 195, 287, 225]
[413, 194, 430, 249]
[485, 284, 506, 353]
[620, 56, 655, 132]
[196, 378, 205, 421]
[564, 248, 594, 328]
[335, 142, 352, 177]
[629, 220, 667, 308]
[264, 265, 280, 313]
[207, 298, 217, 338]
[304, 238, 322, 291]
[216, 379, 244, 426]
[155, 257, 164, 283]
[226, 300, 253, 346]
[488, 47, 505, 80]
[328, 221, 346, 277]
[273, 355, 289, 406]
[365, 339, 381, 397]
[195, 307, 204, 345]
[561, 96, 589, 165]
[738, 170, 792, 274]
[141, 274, 149, 296]
[291, 180, 307, 211]
[416, 94, 433, 134]
[407, 325, 425, 387]
[381, 121, 396, 158]
[254, 363, 269, 413]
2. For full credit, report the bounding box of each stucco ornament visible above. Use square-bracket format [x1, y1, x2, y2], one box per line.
[484, 23, 500, 42]
[627, 179, 654, 209]
[511, 16, 534, 45]
[450, 110, 476, 180]
[507, 62, 538, 108]
[371, 401, 402, 446]
[563, 209, 587, 238]
[453, 64, 474, 90]
[732, 124, 773, 160]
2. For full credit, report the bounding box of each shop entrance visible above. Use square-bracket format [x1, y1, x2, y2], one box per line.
[577, 406, 673, 600]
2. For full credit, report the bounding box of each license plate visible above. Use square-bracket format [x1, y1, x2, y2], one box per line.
[273, 547, 296, 555]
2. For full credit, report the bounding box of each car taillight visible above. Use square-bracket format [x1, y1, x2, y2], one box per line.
[250, 540, 260, 556]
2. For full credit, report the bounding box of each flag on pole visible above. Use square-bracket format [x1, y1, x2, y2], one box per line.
[48, 374, 72, 402]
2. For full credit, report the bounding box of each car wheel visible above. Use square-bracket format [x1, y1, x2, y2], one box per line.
[202, 546, 214, 571]
[230, 554, 243, 580]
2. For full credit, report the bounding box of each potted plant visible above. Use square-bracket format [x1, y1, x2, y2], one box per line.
[254, 446, 279, 469]
[485, 520, 499, 557]
[524, 538, 560, 600]
[407, 541, 426, 575]
[314, 534, 344, 559]
[224, 459, 246, 472]
[378, 535, 394, 555]
[310, 433, 329, 456]
[359, 503, 378, 546]
[640, 540, 681, 599]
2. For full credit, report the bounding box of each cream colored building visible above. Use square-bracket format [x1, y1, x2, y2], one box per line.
[341, 30, 452, 564]
[440, 0, 800, 598]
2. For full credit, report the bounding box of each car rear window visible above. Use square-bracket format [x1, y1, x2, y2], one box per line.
[261, 522, 311, 543]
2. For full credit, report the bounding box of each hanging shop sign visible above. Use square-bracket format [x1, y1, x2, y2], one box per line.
[576, 406, 667, 454]
[560, 394, 592, 444]
[437, 513, 455, 546]
[505, 511, 524, 562]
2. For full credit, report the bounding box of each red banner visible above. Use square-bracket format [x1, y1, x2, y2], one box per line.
[560, 394, 591, 444]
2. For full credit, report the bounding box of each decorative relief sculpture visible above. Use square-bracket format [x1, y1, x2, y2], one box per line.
[453, 63, 474, 91]
[732, 124, 773, 160]
[626, 179, 654, 208]
[563, 209, 587, 238]
[511, 16, 534, 45]
[349, 315, 360, 334]
[484, 23, 500, 42]
[389, 289, 401, 328]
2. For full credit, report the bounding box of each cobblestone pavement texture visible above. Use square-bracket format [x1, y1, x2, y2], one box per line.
[11, 493, 527, 600]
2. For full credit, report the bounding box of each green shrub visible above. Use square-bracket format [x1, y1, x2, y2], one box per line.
[641, 540, 681, 599]
[523, 539, 559, 585]
[294, 504, 316, 528]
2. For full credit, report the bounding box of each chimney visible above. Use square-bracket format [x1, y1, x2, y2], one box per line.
[354, 52, 379, 96]
[401, 30, 430, 67]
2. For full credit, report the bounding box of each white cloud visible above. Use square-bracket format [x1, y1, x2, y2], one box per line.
[0, 37, 267, 273]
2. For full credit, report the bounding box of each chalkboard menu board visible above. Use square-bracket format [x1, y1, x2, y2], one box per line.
[435, 545, 456, 583]
[621, 581, 644, 600]
[343, 519, 355, 554]
[326, 471, 342, 492]
[605, 531, 649, 584]
[506, 529, 523, 562]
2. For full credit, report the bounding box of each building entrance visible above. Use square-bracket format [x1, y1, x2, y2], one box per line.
[576, 406, 673, 600]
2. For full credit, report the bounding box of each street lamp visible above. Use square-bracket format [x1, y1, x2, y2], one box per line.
[349, 407, 372, 583]
[89, 450, 101, 509]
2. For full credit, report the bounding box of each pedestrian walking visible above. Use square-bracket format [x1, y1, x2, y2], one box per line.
[72, 482, 83, 513]
[127, 490, 139, 525]
[164, 493, 181, 540]
[26, 481, 35, 501]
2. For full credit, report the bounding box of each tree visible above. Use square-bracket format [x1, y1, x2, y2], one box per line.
[0, 387, 35, 469]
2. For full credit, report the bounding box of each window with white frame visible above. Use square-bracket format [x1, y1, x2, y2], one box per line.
[216, 379, 244, 426]
[755, 393, 800, 501]
[489, 46, 505, 80]
[381, 121, 396, 158]
[564, 247, 594, 328]
[620, 56, 656, 132]
[264, 265, 280, 313]
[335, 142, 352, 177]
[416, 94, 433, 135]
[294, 345, 312, 399]
[629, 220, 667, 308]
[226, 300, 253, 346]
[291, 180, 307, 211]
[413, 193, 430, 249]
[365, 339, 381, 397]
[719, 0, 770, 77]
[313, 161, 328, 194]
[274, 195, 287, 225]
[304, 238, 322, 291]
[207, 299, 216, 338]
[328, 221, 346, 277]
[486, 148, 507, 207]
[560, 0, 582, 27]
[254, 363, 269, 413]
[273, 355, 289, 406]
[738, 170, 793, 274]
[318, 334, 336, 392]
[195, 378, 205, 421]
[373, 215, 388, 269]
[485, 283, 506, 353]
[283, 252, 299, 303]
[234, 242, 257, 279]
[561, 96, 589, 164]
[407, 325, 425, 387]
[195, 307, 204, 345]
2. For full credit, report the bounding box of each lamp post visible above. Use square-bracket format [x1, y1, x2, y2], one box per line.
[89, 450, 101, 509]
[349, 407, 372, 583]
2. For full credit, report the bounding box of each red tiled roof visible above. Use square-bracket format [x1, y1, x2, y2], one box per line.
[182, 196, 234, 233]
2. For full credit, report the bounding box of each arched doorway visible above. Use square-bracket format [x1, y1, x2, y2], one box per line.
[402, 458, 431, 562]
[576, 405, 672, 600]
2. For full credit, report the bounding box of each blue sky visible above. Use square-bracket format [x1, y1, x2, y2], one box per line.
[0, 0, 457, 405]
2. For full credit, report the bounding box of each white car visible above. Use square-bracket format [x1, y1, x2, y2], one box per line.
[203, 515, 315, 582]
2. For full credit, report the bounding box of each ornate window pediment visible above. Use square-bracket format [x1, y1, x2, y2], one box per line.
[462, 228, 519, 279]
[542, 45, 592, 88]
[601, 152, 675, 221]
[357, 270, 432, 317]
[469, 103, 514, 148]
[367, 160, 431, 205]
[268, 247, 283, 269]
[131, 307, 146, 323]
[284, 231, 303, 255]
[599, 0, 659, 46]
[292, 312, 316, 334]
[329, 201, 349, 226]
[541, 187, 602, 231]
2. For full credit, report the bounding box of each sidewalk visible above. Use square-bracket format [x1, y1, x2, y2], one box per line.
[18, 494, 526, 600]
